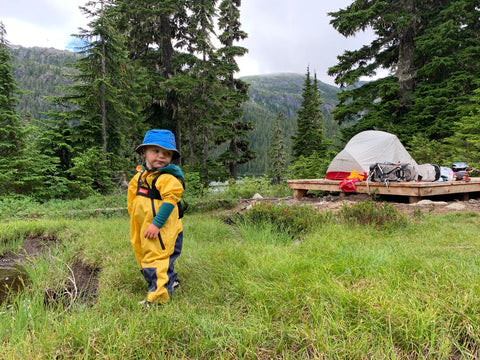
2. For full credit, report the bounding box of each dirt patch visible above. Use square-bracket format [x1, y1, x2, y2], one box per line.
[235, 192, 480, 217]
[1, 234, 99, 307]
[44, 259, 100, 308]
[0, 234, 55, 269]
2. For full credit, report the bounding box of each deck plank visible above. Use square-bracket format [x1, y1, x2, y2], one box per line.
[287, 178, 480, 202]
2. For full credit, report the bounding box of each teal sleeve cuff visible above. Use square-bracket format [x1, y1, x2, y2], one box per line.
[152, 203, 175, 228]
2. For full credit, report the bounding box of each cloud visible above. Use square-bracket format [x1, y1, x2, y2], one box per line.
[237, 0, 374, 84]
[0, 0, 375, 85]
[1, 0, 88, 49]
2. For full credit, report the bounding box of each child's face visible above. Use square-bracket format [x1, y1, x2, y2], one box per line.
[143, 146, 173, 168]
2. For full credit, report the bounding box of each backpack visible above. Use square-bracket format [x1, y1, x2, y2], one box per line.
[368, 162, 416, 183]
[137, 171, 188, 218]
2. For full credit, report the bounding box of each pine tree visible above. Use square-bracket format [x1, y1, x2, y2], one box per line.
[444, 88, 480, 168]
[216, 0, 255, 179]
[292, 67, 329, 160]
[0, 23, 20, 161]
[328, 0, 480, 144]
[268, 113, 288, 184]
[42, 0, 143, 194]
[0, 23, 57, 199]
[410, 0, 480, 139]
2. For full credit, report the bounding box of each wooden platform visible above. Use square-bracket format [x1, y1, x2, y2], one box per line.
[287, 178, 480, 203]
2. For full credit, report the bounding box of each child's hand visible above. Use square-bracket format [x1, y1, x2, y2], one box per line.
[144, 223, 160, 239]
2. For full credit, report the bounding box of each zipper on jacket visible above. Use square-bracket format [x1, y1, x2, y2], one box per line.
[150, 198, 166, 250]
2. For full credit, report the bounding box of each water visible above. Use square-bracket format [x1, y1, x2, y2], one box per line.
[0, 265, 28, 304]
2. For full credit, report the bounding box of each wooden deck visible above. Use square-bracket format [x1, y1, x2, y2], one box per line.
[287, 178, 480, 203]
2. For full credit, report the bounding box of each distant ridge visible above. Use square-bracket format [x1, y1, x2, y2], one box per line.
[10, 45, 80, 120]
[238, 73, 341, 175]
[241, 72, 339, 116]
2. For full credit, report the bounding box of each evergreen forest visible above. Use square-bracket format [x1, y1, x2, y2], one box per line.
[1, 0, 480, 201]
[8, 46, 341, 177]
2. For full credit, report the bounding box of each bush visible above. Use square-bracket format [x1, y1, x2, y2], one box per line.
[231, 202, 332, 236]
[338, 199, 409, 228]
[183, 171, 206, 201]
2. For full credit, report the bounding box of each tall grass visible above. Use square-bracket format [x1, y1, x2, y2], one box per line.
[1, 202, 480, 358]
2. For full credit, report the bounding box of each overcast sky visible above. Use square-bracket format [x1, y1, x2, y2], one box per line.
[1, 0, 374, 85]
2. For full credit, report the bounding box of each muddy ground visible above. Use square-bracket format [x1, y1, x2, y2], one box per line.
[0, 234, 99, 306]
[237, 192, 480, 217]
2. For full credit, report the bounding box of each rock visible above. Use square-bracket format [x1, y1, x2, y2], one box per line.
[446, 203, 467, 211]
[252, 193, 263, 200]
[411, 200, 447, 206]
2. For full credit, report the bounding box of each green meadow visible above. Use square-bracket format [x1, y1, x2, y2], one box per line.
[1, 193, 480, 359]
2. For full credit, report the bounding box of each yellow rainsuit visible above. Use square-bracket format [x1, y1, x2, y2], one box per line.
[127, 165, 184, 303]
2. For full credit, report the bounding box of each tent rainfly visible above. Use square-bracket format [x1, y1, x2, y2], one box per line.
[325, 130, 418, 180]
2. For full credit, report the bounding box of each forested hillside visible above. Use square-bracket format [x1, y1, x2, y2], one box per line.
[240, 73, 341, 175]
[10, 46, 80, 120]
[10, 46, 340, 176]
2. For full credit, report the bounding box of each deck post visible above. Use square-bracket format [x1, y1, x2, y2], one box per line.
[293, 189, 308, 200]
[409, 196, 421, 204]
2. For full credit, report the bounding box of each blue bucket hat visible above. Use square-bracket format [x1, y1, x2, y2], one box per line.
[135, 129, 180, 159]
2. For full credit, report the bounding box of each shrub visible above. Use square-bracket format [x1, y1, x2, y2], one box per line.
[338, 199, 409, 228]
[231, 202, 332, 236]
[183, 171, 206, 201]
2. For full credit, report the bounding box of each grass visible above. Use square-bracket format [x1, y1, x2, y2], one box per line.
[1, 199, 480, 358]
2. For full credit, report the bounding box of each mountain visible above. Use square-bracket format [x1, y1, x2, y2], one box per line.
[9, 45, 80, 121]
[239, 73, 341, 175]
[243, 73, 339, 117]
[9, 46, 342, 176]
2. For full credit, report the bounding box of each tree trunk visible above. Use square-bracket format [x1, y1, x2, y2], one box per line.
[100, 36, 108, 155]
[229, 137, 238, 179]
[396, 0, 417, 106]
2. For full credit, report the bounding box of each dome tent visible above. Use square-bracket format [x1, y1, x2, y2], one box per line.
[325, 130, 418, 180]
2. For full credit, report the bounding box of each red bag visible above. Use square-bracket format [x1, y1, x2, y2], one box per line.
[339, 178, 360, 192]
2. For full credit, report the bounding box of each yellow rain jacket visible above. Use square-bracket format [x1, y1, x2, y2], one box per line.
[127, 164, 184, 303]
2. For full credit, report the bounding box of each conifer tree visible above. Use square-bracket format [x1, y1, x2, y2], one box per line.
[166, 0, 224, 175]
[75, 0, 141, 155]
[216, 0, 255, 179]
[268, 112, 288, 184]
[43, 0, 143, 194]
[292, 67, 328, 160]
[116, 0, 225, 177]
[0, 23, 20, 161]
[115, 0, 183, 135]
[444, 88, 480, 168]
[0, 23, 57, 198]
[409, 0, 480, 139]
[328, 0, 480, 144]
